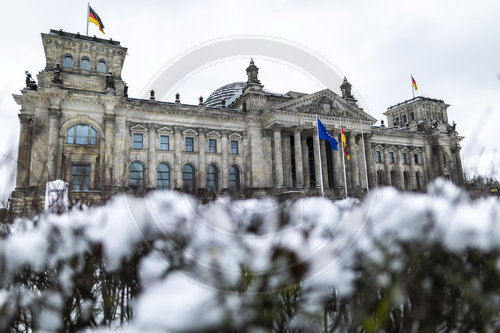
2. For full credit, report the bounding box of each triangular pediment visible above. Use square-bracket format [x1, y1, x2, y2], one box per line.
[64, 146, 99, 157]
[206, 130, 221, 138]
[157, 126, 173, 134]
[182, 128, 198, 136]
[228, 132, 242, 139]
[276, 89, 377, 123]
[130, 124, 148, 132]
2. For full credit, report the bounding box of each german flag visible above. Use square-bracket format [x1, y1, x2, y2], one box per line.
[89, 6, 105, 34]
[341, 126, 350, 160]
[411, 75, 418, 91]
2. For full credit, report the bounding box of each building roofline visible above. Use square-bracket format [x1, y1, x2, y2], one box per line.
[47, 29, 122, 46]
[387, 96, 446, 110]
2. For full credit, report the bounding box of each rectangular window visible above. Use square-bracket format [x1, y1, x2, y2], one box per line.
[133, 133, 143, 149]
[402, 152, 407, 164]
[209, 139, 217, 153]
[414, 153, 419, 164]
[389, 151, 395, 163]
[160, 135, 169, 150]
[185, 137, 194, 152]
[375, 151, 381, 163]
[231, 140, 239, 154]
[71, 164, 90, 191]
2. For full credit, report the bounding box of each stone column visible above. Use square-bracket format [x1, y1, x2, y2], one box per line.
[349, 131, 360, 189]
[333, 132, 343, 189]
[47, 107, 62, 182]
[409, 149, 416, 190]
[302, 135, 309, 188]
[221, 131, 229, 190]
[283, 132, 292, 188]
[397, 146, 404, 189]
[112, 109, 126, 190]
[103, 114, 115, 187]
[273, 125, 284, 188]
[320, 140, 328, 189]
[147, 125, 157, 190]
[16, 113, 33, 190]
[293, 128, 304, 188]
[174, 127, 183, 189]
[313, 129, 322, 189]
[198, 129, 207, 189]
[364, 134, 375, 189]
[383, 145, 391, 186]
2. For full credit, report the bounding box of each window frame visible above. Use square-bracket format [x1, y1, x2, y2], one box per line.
[160, 135, 169, 151]
[66, 124, 98, 145]
[229, 165, 240, 192]
[230, 140, 239, 155]
[157, 163, 170, 190]
[97, 59, 106, 73]
[71, 163, 91, 192]
[182, 164, 195, 193]
[133, 133, 143, 149]
[208, 139, 217, 153]
[402, 152, 407, 164]
[185, 137, 194, 152]
[129, 162, 145, 194]
[389, 151, 395, 164]
[206, 164, 219, 193]
[80, 57, 91, 71]
[63, 55, 73, 68]
[414, 153, 420, 165]
[375, 150, 382, 163]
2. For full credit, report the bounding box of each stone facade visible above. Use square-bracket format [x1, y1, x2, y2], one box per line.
[8, 30, 464, 217]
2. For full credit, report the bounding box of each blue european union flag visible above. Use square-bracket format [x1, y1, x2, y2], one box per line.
[317, 118, 339, 151]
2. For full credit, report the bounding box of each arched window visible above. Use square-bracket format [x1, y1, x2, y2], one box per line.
[97, 60, 106, 73]
[206, 164, 218, 193]
[229, 165, 240, 192]
[182, 164, 195, 193]
[403, 114, 407, 124]
[130, 162, 144, 194]
[157, 163, 170, 190]
[390, 171, 397, 187]
[395, 117, 400, 126]
[411, 112, 415, 121]
[416, 172, 421, 191]
[403, 172, 410, 190]
[63, 55, 73, 68]
[80, 57, 90, 70]
[66, 124, 98, 145]
[377, 170, 384, 186]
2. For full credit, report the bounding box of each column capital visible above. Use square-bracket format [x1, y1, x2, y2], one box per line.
[18, 113, 33, 124]
[104, 114, 116, 123]
[272, 124, 284, 131]
[292, 125, 304, 133]
[48, 107, 62, 119]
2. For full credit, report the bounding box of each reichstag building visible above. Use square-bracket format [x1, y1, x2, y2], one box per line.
[9, 30, 464, 216]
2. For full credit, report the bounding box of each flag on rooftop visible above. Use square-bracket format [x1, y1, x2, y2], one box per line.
[89, 6, 105, 34]
[341, 126, 350, 160]
[411, 75, 418, 91]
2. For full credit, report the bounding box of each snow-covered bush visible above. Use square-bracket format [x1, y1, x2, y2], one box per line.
[1, 179, 500, 332]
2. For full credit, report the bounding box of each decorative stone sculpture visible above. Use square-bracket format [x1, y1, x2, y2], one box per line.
[25, 71, 38, 91]
[105, 72, 115, 90]
[199, 96, 204, 106]
[175, 93, 180, 103]
[124, 85, 129, 98]
[246, 59, 261, 84]
[150, 90, 155, 100]
[51, 64, 62, 84]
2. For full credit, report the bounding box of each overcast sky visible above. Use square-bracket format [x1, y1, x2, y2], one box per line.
[1, 0, 499, 197]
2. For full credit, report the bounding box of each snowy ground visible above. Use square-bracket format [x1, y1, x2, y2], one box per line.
[1, 179, 500, 332]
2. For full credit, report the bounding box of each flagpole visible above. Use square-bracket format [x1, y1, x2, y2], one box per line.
[340, 117, 348, 198]
[86, 3, 90, 36]
[411, 73, 415, 99]
[316, 115, 324, 197]
[360, 119, 369, 194]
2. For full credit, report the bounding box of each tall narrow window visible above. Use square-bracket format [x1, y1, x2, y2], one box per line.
[390, 171, 396, 187]
[290, 135, 296, 188]
[231, 140, 239, 154]
[63, 55, 73, 68]
[206, 164, 218, 193]
[377, 170, 384, 186]
[403, 172, 410, 190]
[157, 163, 170, 190]
[209, 139, 217, 153]
[411, 112, 415, 121]
[160, 135, 169, 150]
[229, 165, 240, 192]
[402, 114, 407, 124]
[71, 164, 90, 191]
[80, 57, 90, 70]
[97, 60, 106, 73]
[129, 162, 144, 194]
[389, 151, 395, 163]
[182, 164, 195, 193]
[375, 151, 382, 163]
[402, 152, 407, 164]
[414, 153, 419, 165]
[185, 137, 194, 152]
[133, 134, 143, 149]
[326, 142, 334, 188]
[306, 137, 316, 187]
[67, 126, 75, 144]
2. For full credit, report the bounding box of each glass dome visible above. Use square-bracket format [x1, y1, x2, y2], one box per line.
[204, 82, 245, 108]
